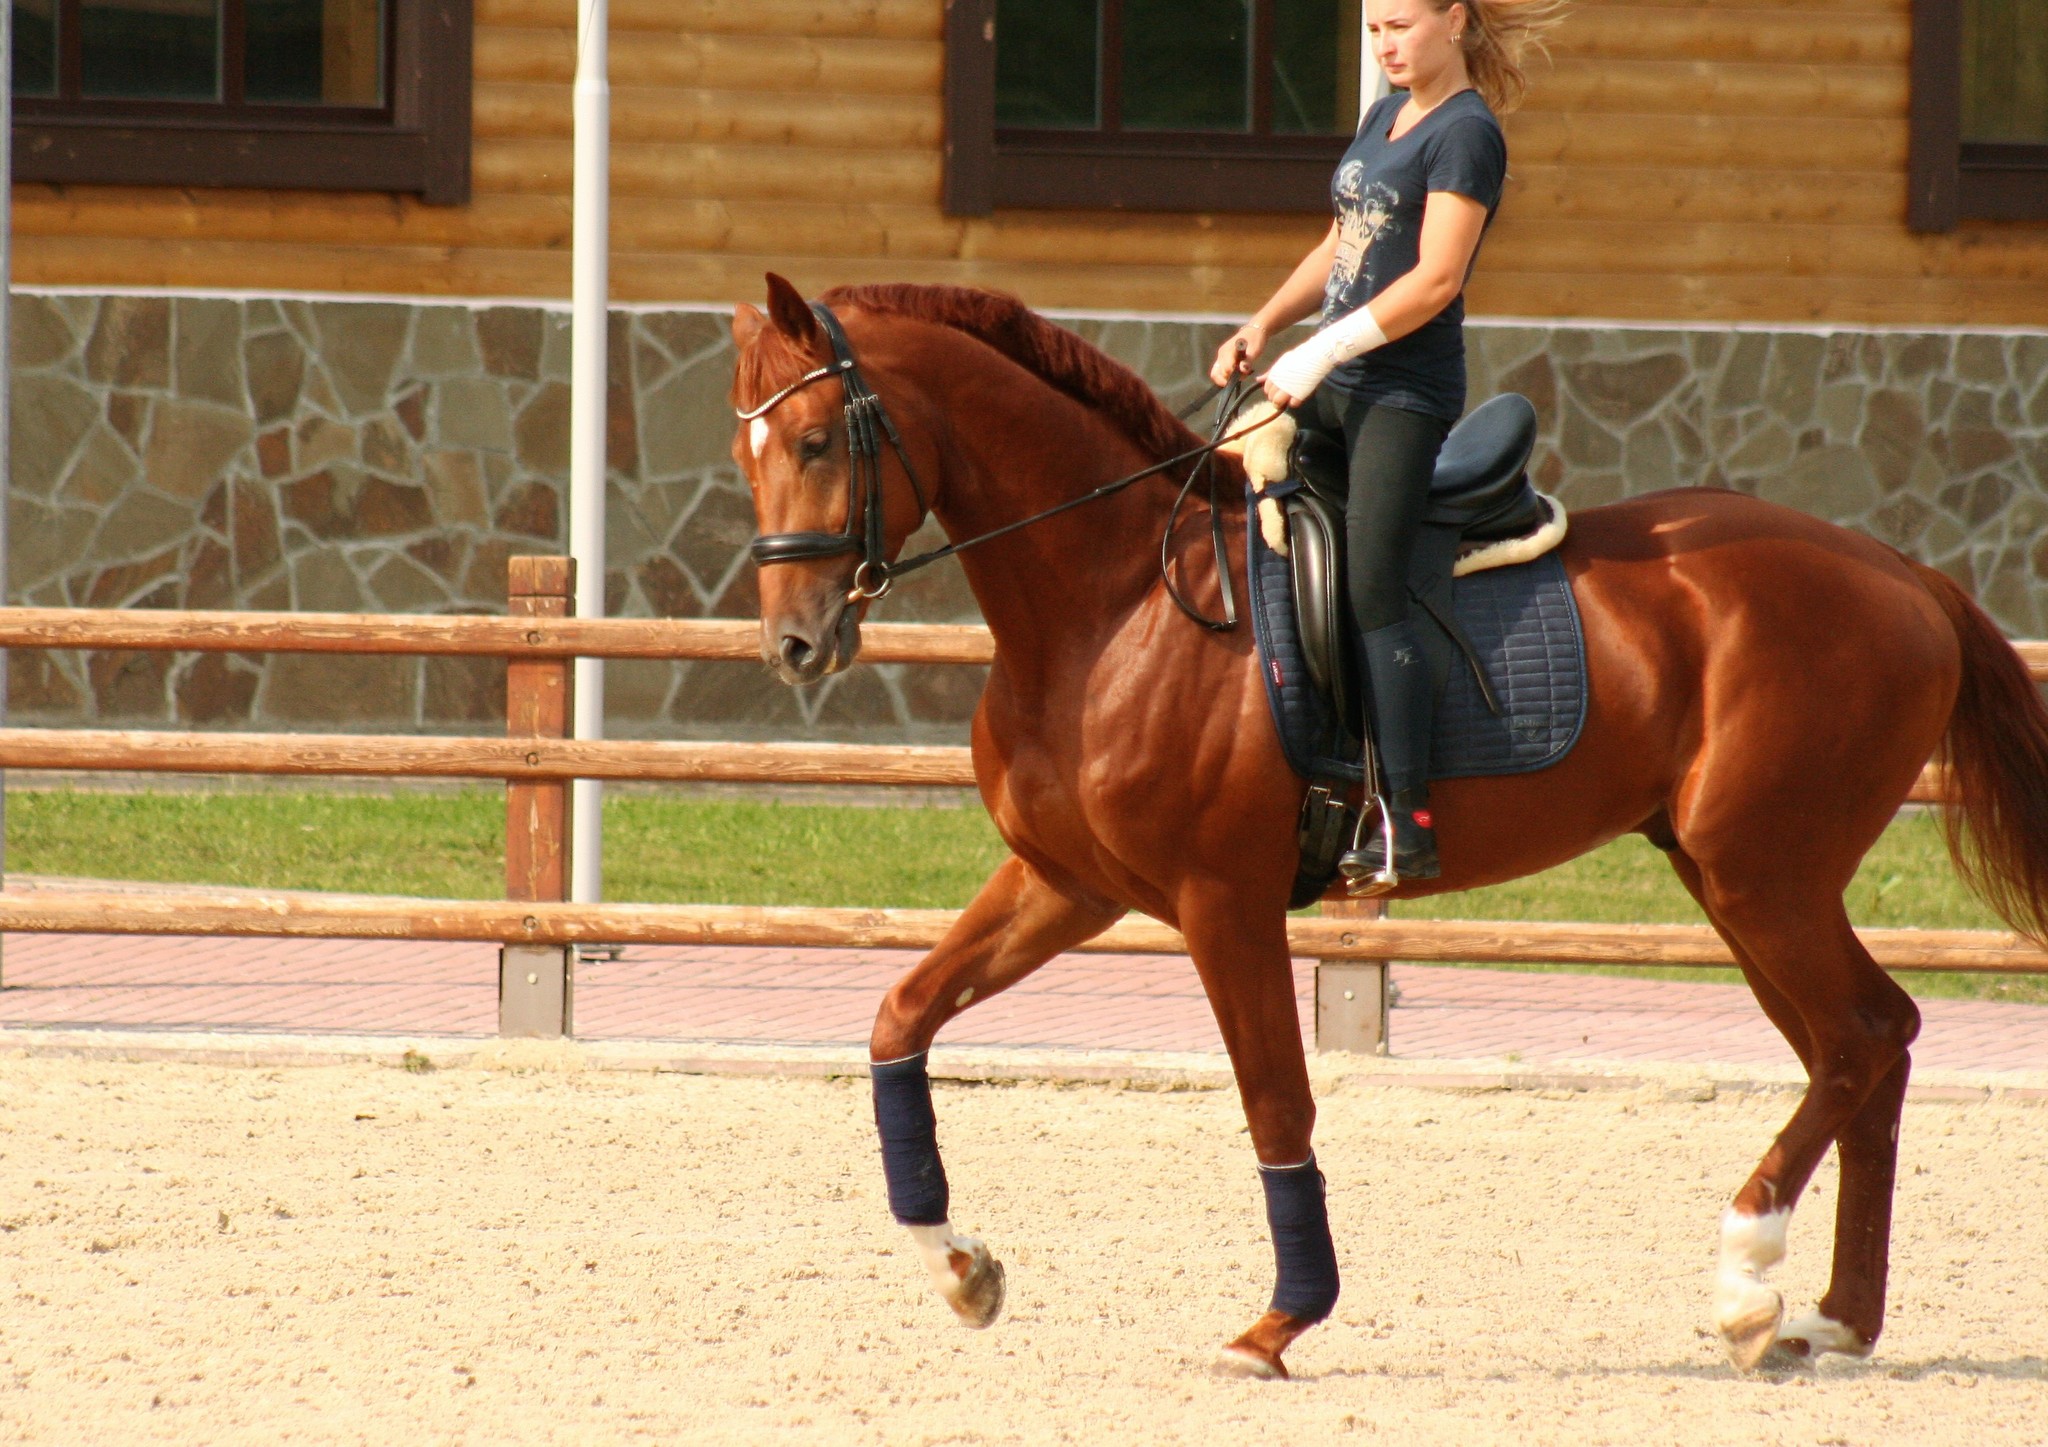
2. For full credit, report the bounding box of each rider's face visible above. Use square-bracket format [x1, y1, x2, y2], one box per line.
[1366, 0, 1465, 94]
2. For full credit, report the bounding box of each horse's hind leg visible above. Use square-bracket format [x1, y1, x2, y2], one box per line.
[868, 854, 1120, 1328]
[1664, 846, 1900, 1357]
[1782, 1049, 1910, 1360]
[1669, 849, 1919, 1369]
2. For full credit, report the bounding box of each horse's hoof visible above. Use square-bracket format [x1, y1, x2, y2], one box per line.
[1717, 1288, 1786, 1372]
[938, 1242, 1005, 1329]
[1751, 1342, 1819, 1375]
[1776, 1311, 1872, 1361]
[1211, 1344, 1288, 1381]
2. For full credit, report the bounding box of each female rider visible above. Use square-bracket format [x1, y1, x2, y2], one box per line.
[1211, 0, 1562, 889]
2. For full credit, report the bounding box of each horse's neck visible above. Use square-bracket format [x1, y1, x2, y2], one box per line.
[918, 361, 1192, 671]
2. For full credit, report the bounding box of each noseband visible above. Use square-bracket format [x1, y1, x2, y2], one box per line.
[741, 303, 929, 602]
[737, 297, 1276, 624]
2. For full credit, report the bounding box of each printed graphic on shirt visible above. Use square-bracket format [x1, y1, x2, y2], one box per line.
[1325, 161, 1399, 323]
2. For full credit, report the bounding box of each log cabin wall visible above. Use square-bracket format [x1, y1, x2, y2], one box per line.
[10, 0, 2047, 324]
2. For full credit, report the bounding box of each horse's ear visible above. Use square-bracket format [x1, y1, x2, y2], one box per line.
[731, 302, 765, 351]
[763, 273, 821, 350]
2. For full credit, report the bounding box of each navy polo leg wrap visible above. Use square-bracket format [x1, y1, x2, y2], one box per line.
[1260, 1155, 1340, 1322]
[870, 1053, 949, 1226]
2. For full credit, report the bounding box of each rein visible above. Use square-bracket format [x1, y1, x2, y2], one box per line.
[742, 300, 1275, 621]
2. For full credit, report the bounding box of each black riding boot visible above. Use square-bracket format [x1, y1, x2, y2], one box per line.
[1339, 619, 1439, 892]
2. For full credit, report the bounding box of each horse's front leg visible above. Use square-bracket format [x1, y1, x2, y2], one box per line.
[1178, 888, 1336, 1381]
[869, 854, 1120, 1328]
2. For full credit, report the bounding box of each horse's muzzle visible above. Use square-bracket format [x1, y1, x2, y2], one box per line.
[765, 601, 861, 685]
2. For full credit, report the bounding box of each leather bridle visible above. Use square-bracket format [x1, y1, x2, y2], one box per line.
[739, 299, 1274, 620]
[742, 304, 931, 603]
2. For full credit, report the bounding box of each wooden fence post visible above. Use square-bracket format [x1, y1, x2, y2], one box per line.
[1316, 896, 1390, 1054]
[500, 556, 576, 1038]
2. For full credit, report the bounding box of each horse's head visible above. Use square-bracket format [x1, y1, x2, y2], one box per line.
[730, 275, 931, 685]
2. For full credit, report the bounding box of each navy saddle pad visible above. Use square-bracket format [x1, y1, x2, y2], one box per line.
[1247, 502, 1589, 786]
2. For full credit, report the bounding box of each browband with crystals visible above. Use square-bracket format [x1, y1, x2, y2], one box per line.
[734, 357, 854, 421]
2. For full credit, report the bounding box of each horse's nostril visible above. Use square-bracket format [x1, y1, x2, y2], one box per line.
[780, 634, 816, 670]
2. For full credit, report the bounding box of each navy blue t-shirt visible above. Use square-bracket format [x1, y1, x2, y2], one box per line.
[1322, 88, 1507, 421]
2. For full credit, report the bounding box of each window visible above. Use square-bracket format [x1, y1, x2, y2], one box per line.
[945, 0, 1362, 215]
[9, 0, 471, 203]
[1909, 0, 2048, 230]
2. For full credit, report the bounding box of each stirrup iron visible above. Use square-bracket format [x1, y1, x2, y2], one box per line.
[1341, 794, 1402, 898]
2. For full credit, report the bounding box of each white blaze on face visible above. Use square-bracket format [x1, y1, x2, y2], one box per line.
[749, 417, 771, 459]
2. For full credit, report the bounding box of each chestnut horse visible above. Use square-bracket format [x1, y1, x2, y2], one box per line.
[728, 276, 2048, 1378]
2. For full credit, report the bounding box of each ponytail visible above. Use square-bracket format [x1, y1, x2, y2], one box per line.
[1442, 0, 1569, 115]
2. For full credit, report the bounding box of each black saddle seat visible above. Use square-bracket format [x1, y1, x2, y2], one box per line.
[1292, 392, 1544, 545]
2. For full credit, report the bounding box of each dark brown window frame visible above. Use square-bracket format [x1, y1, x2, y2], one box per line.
[944, 0, 1349, 215]
[11, 0, 471, 205]
[1908, 0, 2048, 231]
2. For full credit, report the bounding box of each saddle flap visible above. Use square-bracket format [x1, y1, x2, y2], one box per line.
[1284, 492, 1361, 736]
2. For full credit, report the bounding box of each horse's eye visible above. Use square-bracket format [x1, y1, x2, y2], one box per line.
[798, 431, 832, 463]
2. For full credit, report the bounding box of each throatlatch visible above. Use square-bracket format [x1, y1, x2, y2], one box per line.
[870, 1053, 949, 1226]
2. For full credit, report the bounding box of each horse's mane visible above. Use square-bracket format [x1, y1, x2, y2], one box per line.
[740, 282, 1207, 462]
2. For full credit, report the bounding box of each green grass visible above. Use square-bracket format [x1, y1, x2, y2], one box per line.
[7, 790, 2042, 1004]
[5, 789, 1013, 910]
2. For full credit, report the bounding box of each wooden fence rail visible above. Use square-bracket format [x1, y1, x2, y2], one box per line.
[0, 605, 2039, 679]
[0, 730, 982, 787]
[0, 728, 1955, 801]
[3, 894, 2045, 974]
[0, 555, 2042, 1048]
[0, 608, 998, 664]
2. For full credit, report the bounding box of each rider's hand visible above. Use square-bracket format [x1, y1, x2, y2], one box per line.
[1262, 373, 1308, 410]
[1208, 322, 1268, 387]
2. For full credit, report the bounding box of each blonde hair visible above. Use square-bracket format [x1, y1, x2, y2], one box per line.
[1436, 0, 1568, 115]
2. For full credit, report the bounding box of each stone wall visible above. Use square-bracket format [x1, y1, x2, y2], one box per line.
[9, 290, 2047, 745]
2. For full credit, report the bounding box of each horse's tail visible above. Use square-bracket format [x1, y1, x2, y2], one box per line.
[1915, 563, 2048, 946]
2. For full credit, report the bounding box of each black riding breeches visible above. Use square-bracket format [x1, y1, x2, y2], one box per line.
[1293, 388, 1450, 636]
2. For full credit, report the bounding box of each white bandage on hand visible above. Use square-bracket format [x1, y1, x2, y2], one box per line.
[1263, 304, 1389, 403]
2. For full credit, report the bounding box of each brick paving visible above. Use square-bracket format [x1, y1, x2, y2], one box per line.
[3, 932, 2046, 1073]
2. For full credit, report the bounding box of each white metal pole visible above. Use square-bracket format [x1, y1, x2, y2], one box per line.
[1, 0, 13, 985]
[568, 0, 609, 906]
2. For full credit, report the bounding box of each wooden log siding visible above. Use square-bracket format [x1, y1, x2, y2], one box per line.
[14, 0, 2048, 326]
[1, 893, 2045, 974]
